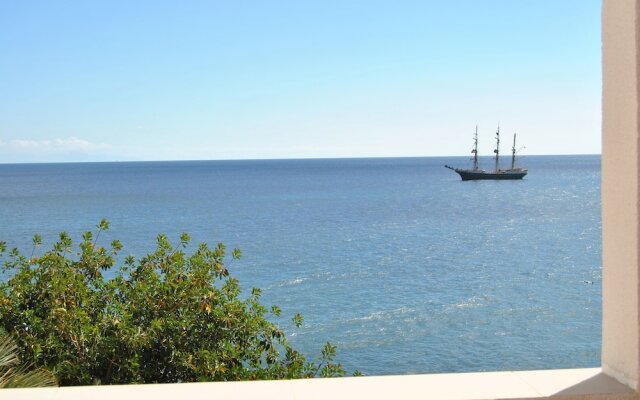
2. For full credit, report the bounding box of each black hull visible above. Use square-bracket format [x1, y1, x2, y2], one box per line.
[445, 165, 527, 181]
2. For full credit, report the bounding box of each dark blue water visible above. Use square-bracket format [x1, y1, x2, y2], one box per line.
[0, 156, 601, 375]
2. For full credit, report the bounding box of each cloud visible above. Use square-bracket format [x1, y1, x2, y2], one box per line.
[5, 137, 110, 151]
[0, 137, 113, 162]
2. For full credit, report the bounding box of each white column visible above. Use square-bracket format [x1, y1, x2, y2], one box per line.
[602, 0, 640, 390]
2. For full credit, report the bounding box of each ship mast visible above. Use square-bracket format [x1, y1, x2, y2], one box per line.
[511, 133, 517, 170]
[493, 125, 500, 172]
[471, 125, 479, 170]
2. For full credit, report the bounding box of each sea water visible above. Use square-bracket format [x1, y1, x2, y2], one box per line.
[0, 155, 601, 375]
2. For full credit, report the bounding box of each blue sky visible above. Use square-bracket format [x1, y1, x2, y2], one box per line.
[0, 1, 601, 162]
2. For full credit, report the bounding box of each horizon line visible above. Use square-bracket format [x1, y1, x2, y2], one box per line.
[0, 153, 602, 166]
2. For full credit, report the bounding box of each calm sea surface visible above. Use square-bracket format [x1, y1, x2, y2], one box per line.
[0, 156, 601, 375]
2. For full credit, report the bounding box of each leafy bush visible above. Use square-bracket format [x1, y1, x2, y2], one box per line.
[0, 220, 346, 385]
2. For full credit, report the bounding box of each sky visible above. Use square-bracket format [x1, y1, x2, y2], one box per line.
[0, 1, 601, 163]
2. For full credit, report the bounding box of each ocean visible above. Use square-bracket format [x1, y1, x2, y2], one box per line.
[0, 155, 601, 375]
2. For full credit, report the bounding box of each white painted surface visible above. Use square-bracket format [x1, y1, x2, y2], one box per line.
[0, 368, 633, 400]
[602, 0, 640, 391]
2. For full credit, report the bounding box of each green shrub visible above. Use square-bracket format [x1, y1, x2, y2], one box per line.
[0, 220, 345, 385]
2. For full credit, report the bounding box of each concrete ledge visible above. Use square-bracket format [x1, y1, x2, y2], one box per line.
[0, 368, 635, 400]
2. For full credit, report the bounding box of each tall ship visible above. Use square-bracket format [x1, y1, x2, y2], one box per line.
[445, 126, 528, 180]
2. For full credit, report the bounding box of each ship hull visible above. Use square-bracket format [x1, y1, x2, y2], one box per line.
[445, 166, 527, 180]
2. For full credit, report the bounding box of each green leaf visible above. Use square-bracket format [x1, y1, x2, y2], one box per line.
[111, 240, 123, 252]
[321, 342, 337, 361]
[32, 234, 42, 247]
[97, 219, 110, 231]
[292, 313, 304, 328]
[180, 232, 191, 247]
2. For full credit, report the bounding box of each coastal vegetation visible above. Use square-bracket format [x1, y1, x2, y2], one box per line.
[0, 220, 346, 385]
[0, 332, 56, 388]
